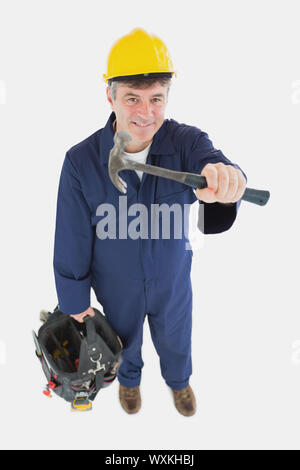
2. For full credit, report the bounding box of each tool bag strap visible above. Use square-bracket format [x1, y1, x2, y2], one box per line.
[83, 316, 105, 397]
[84, 315, 100, 359]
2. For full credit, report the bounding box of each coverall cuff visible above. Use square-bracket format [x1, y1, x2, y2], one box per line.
[166, 379, 190, 391]
[118, 377, 141, 388]
[197, 199, 241, 234]
[54, 271, 91, 315]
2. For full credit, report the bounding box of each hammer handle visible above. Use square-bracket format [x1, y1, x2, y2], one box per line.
[184, 174, 270, 206]
[125, 160, 270, 206]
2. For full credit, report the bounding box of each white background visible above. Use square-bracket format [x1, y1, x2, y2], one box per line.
[0, 0, 299, 450]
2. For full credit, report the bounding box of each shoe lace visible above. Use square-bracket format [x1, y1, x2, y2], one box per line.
[175, 387, 191, 401]
[123, 387, 138, 398]
[180, 390, 191, 400]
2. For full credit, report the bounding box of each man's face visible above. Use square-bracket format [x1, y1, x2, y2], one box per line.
[106, 82, 168, 153]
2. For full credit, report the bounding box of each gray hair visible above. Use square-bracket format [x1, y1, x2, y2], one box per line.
[108, 81, 119, 101]
[108, 77, 172, 101]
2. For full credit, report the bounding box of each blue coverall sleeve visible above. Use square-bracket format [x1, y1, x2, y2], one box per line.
[53, 152, 95, 314]
[183, 130, 247, 234]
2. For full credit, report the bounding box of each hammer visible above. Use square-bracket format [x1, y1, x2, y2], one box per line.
[108, 131, 270, 206]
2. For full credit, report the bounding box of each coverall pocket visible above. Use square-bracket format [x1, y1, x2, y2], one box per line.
[155, 187, 192, 204]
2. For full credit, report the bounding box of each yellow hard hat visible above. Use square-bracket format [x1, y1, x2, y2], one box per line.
[103, 28, 176, 83]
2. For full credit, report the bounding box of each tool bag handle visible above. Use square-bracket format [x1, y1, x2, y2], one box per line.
[84, 315, 101, 360]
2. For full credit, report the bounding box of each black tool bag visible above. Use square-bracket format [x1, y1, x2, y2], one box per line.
[33, 306, 123, 411]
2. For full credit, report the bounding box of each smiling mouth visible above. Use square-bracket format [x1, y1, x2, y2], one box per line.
[131, 122, 154, 128]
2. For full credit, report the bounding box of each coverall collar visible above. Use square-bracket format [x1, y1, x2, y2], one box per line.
[99, 112, 176, 165]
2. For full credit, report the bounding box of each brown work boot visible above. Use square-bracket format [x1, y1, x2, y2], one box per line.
[172, 385, 196, 417]
[119, 384, 141, 414]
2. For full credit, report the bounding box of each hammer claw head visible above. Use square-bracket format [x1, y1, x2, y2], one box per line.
[108, 130, 132, 193]
[116, 176, 127, 194]
[114, 130, 132, 146]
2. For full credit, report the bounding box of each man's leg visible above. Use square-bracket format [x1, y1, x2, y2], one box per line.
[92, 274, 147, 388]
[146, 275, 196, 416]
[146, 276, 193, 390]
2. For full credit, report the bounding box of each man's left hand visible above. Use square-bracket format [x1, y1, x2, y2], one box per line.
[195, 162, 246, 204]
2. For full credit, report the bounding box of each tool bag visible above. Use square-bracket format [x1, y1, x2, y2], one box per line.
[33, 306, 123, 411]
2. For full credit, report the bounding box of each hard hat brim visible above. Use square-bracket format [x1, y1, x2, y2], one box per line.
[104, 72, 175, 83]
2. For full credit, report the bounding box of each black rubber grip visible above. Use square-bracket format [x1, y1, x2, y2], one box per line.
[184, 174, 207, 189]
[184, 174, 270, 206]
[241, 188, 270, 206]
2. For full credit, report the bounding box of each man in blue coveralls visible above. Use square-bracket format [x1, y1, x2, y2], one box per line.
[53, 28, 247, 417]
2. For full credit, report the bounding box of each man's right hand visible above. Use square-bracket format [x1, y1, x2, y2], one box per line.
[70, 306, 95, 323]
[71, 306, 123, 348]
